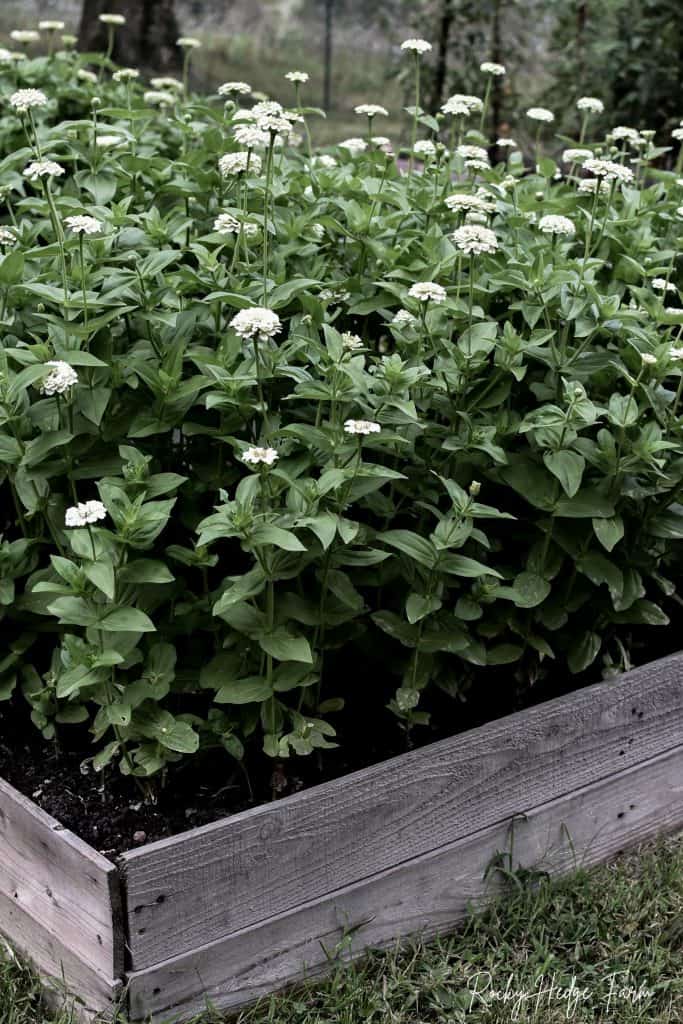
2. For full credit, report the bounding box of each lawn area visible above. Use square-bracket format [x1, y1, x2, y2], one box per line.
[2, 834, 681, 1024]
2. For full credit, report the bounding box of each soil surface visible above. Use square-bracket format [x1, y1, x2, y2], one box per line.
[0, 623, 677, 861]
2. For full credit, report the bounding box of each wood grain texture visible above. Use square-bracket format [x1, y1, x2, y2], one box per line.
[0, 776, 124, 986]
[121, 652, 683, 969]
[126, 743, 683, 1022]
[0, 888, 122, 1022]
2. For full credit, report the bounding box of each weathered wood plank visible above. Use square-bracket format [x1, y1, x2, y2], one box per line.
[121, 653, 683, 969]
[0, 888, 122, 1022]
[126, 743, 683, 1022]
[0, 776, 124, 982]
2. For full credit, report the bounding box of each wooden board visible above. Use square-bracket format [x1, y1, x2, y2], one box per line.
[126, 743, 683, 1022]
[121, 652, 683, 969]
[0, 889, 122, 1022]
[0, 776, 124, 1014]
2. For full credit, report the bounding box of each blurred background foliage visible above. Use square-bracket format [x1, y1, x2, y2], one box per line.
[1, 0, 682, 148]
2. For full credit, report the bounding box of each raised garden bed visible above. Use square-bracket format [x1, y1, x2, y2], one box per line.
[1, 652, 682, 1022]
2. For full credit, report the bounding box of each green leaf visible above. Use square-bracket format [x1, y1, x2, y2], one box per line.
[249, 525, 306, 551]
[441, 554, 502, 578]
[0, 251, 24, 285]
[118, 560, 175, 584]
[258, 631, 313, 663]
[134, 708, 199, 753]
[543, 450, 585, 498]
[607, 393, 638, 428]
[381, 530, 436, 568]
[98, 607, 156, 632]
[84, 562, 116, 600]
[567, 632, 601, 673]
[576, 553, 623, 603]
[592, 515, 624, 552]
[496, 572, 551, 608]
[215, 676, 273, 704]
[406, 593, 442, 624]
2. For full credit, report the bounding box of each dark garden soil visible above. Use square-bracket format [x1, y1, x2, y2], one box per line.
[0, 619, 679, 861]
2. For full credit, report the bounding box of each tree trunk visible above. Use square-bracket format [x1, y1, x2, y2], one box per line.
[429, 0, 455, 114]
[323, 0, 334, 112]
[78, 0, 180, 72]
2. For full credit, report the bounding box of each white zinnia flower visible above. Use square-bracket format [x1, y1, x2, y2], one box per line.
[112, 67, 139, 81]
[144, 90, 175, 107]
[456, 144, 489, 163]
[257, 114, 293, 135]
[9, 88, 48, 113]
[219, 151, 262, 176]
[252, 100, 283, 117]
[526, 107, 555, 123]
[445, 193, 494, 214]
[578, 178, 611, 195]
[65, 500, 107, 527]
[480, 61, 505, 75]
[39, 20, 65, 31]
[652, 278, 677, 292]
[672, 128, 683, 143]
[177, 36, 201, 48]
[539, 214, 575, 236]
[670, 347, 683, 360]
[576, 96, 604, 114]
[233, 124, 270, 148]
[64, 215, 102, 235]
[315, 154, 337, 169]
[392, 309, 417, 327]
[10, 30, 40, 43]
[562, 148, 593, 163]
[150, 76, 183, 91]
[0, 227, 16, 245]
[442, 93, 483, 116]
[219, 81, 251, 96]
[496, 137, 517, 148]
[339, 137, 367, 155]
[285, 71, 309, 83]
[99, 13, 125, 25]
[230, 306, 281, 341]
[451, 224, 499, 254]
[341, 332, 363, 350]
[408, 282, 447, 303]
[344, 419, 381, 435]
[24, 160, 65, 181]
[641, 352, 657, 366]
[242, 446, 278, 466]
[583, 158, 634, 183]
[213, 213, 240, 235]
[355, 103, 388, 117]
[96, 134, 124, 148]
[401, 38, 432, 54]
[77, 69, 98, 84]
[39, 361, 78, 395]
[413, 139, 436, 157]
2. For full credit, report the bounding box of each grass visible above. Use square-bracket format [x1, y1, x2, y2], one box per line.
[2, 834, 681, 1024]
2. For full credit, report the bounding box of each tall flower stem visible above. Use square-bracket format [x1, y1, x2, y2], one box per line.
[262, 134, 276, 304]
[78, 233, 89, 331]
[479, 78, 492, 135]
[42, 179, 69, 306]
[408, 53, 421, 173]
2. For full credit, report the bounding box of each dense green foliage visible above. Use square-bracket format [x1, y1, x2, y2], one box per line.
[0, 32, 682, 784]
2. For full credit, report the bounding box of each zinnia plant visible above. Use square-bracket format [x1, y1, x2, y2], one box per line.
[0, 36, 681, 791]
